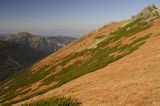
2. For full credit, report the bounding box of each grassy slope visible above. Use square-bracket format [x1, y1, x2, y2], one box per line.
[31, 32, 160, 106]
[0, 16, 155, 105]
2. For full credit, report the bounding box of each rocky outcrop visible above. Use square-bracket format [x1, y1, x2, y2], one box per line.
[130, 4, 160, 22]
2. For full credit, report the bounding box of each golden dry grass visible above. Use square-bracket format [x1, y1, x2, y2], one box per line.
[14, 19, 160, 106]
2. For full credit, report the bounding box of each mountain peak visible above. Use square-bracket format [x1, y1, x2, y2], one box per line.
[141, 4, 158, 14]
[16, 32, 32, 36]
[130, 4, 160, 22]
[144, 4, 158, 10]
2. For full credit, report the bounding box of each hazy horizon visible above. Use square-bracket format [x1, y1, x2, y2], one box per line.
[0, 0, 160, 37]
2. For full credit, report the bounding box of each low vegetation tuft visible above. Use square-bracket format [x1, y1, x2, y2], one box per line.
[21, 96, 80, 106]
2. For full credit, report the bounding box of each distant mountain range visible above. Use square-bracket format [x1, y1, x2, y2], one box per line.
[0, 32, 76, 53]
[0, 32, 76, 81]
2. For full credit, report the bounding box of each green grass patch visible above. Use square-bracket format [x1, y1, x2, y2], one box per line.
[0, 65, 56, 103]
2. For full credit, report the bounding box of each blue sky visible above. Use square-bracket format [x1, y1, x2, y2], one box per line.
[0, 0, 160, 37]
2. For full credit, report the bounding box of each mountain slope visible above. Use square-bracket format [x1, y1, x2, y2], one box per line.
[19, 30, 160, 105]
[0, 33, 76, 81]
[0, 20, 126, 106]
[1, 4, 160, 106]
[0, 41, 46, 81]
